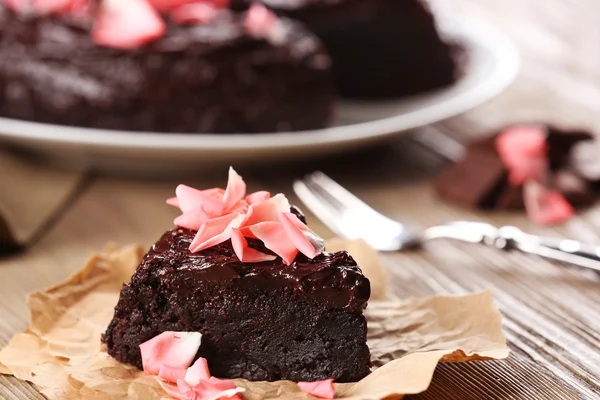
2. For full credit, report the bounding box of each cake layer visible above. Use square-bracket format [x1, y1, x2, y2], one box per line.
[0, 6, 335, 133]
[234, 0, 458, 98]
[103, 228, 371, 382]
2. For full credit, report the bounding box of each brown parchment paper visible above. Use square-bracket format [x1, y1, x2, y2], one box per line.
[0, 150, 86, 248]
[0, 240, 509, 399]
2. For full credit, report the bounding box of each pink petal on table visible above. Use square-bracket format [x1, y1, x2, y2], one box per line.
[248, 221, 298, 265]
[279, 213, 321, 258]
[159, 364, 187, 383]
[244, 2, 277, 38]
[297, 379, 335, 399]
[231, 228, 277, 263]
[195, 377, 243, 400]
[157, 378, 192, 400]
[223, 167, 247, 212]
[523, 181, 575, 226]
[244, 194, 291, 225]
[139, 331, 202, 375]
[190, 212, 246, 253]
[171, 2, 218, 24]
[178, 379, 196, 397]
[92, 0, 166, 49]
[246, 191, 271, 204]
[174, 206, 212, 231]
[185, 357, 211, 387]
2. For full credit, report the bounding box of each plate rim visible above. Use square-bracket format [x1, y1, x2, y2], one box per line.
[0, 19, 519, 151]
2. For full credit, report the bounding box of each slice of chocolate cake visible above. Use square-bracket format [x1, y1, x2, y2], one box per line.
[103, 169, 371, 383]
[0, 3, 335, 133]
[233, 0, 459, 99]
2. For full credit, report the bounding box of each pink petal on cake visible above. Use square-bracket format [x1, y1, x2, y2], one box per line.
[244, 2, 277, 38]
[185, 357, 211, 387]
[175, 184, 226, 216]
[157, 378, 192, 400]
[167, 197, 180, 208]
[524, 181, 575, 226]
[34, 0, 78, 13]
[248, 221, 298, 265]
[231, 228, 277, 263]
[222, 167, 247, 212]
[139, 331, 202, 375]
[92, 0, 166, 49]
[149, 0, 229, 12]
[280, 212, 325, 257]
[159, 364, 187, 383]
[174, 206, 212, 231]
[244, 194, 291, 225]
[246, 191, 271, 204]
[171, 2, 218, 24]
[297, 379, 335, 399]
[177, 379, 196, 397]
[495, 124, 549, 185]
[190, 212, 246, 253]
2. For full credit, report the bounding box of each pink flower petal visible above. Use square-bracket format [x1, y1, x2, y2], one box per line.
[34, 0, 80, 13]
[248, 222, 298, 265]
[174, 206, 212, 231]
[246, 191, 271, 204]
[167, 197, 180, 208]
[171, 2, 218, 24]
[190, 212, 246, 253]
[175, 184, 226, 215]
[195, 378, 244, 400]
[185, 357, 211, 387]
[231, 228, 277, 263]
[149, 0, 229, 12]
[495, 125, 549, 186]
[245, 2, 277, 38]
[177, 379, 196, 397]
[245, 194, 291, 226]
[297, 379, 335, 399]
[159, 364, 187, 383]
[222, 167, 247, 212]
[279, 213, 322, 258]
[92, 0, 166, 49]
[157, 378, 193, 400]
[139, 331, 202, 375]
[524, 181, 575, 226]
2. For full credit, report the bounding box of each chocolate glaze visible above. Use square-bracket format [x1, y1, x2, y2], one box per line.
[143, 227, 370, 312]
[0, 6, 335, 133]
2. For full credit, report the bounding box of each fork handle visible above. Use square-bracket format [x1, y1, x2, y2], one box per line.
[495, 227, 600, 273]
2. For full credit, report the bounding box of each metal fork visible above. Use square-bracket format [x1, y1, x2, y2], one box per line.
[293, 171, 600, 273]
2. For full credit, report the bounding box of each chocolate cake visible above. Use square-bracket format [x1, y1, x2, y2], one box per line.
[233, 0, 459, 98]
[0, 3, 335, 133]
[103, 170, 371, 383]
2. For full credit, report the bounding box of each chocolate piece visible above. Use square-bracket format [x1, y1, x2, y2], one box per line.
[233, 0, 459, 99]
[546, 127, 592, 169]
[553, 169, 594, 206]
[434, 140, 506, 208]
[0, 6, 335, 133]
[103, 227, 371, 382]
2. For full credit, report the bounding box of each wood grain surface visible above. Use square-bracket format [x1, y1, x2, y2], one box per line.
[1, 0, 600, 399]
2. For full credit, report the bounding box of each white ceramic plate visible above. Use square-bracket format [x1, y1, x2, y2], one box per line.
[0, 19, 519, 175]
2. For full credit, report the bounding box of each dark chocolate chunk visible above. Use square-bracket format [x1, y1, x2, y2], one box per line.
[102, 228, 371, 383]
[546, 127, 593, 169]
[553, 169, 594, 206]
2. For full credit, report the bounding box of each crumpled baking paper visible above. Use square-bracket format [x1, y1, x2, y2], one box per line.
[0, 239, 509, 399]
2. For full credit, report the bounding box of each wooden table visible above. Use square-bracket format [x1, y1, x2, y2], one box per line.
[1, 0, 600, 398]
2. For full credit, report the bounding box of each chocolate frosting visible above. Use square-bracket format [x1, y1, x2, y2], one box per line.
[137, 227, 370, 312]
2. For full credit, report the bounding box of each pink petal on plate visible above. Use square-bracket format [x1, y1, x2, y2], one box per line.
[244, 194, 291, 225]
[523, 181, 575, 226]
[171, 2, 218, 24]
[244, 2, 277, 38]
[174, 206, 212, 231]
[246, 191, 271, 204]
[230, 228, 277, 263]
[185, 357, 211, 387]
[248, 221, 298, 265]
[190, 212, 246, 253]
[157, 378, 193, 400]
[139, 331, 202, 375]
[280, 212, 324, 257]
[159, 364, 187, 383]
[297, 379, 335, 399]
[222, 167, 247, 212]
[92, 0, 166, 49]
